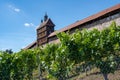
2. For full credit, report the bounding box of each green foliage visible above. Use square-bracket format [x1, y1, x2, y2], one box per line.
[57, 22, 120, 80]
[11, 50, 38, 80]
[0, 52, 13, 80]
[0, 50, 38, 80]
[38, 44, 74, 80]
[0, 22, 120, 80]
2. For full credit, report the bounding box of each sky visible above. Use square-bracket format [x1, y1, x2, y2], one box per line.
[0, 0, 120, 52]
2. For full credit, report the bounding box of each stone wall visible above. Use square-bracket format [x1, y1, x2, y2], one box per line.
[84, 12, 120, 30]
[48, 12, 120, 44]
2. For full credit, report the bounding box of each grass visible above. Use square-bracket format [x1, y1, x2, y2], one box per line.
[69, 69, 120, 80]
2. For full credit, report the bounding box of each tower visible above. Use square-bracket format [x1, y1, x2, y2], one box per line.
[36, 14, 55, 46]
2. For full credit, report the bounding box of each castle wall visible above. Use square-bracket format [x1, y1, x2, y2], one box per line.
[85, 12, 120, 30]
[48, 12, 120, 44]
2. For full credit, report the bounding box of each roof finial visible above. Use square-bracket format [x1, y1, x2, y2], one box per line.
[44, 12, 48, 21]
[41, 19, 43, 23]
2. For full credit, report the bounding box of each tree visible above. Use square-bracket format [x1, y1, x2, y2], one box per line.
[5, 49, 13, 54]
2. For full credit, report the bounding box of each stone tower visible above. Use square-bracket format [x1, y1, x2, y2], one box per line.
[36, 14, 55, 46]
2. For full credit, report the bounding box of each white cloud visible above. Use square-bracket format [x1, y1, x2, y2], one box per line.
[14, 8, 20, 12]
[8, 5, 20, 13]
[24, 23, 35, 27]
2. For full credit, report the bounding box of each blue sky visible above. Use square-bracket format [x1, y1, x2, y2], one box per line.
[0, 0, 120, 52]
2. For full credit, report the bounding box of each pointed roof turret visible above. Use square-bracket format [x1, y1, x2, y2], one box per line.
[37, 13, 55, 30]
[44, 12, 48, 21]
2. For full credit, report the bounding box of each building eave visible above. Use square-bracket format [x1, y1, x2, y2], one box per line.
[23, 41, 37, 50]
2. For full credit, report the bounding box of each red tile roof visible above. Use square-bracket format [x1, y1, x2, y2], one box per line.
[48, 4, 120, 37]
